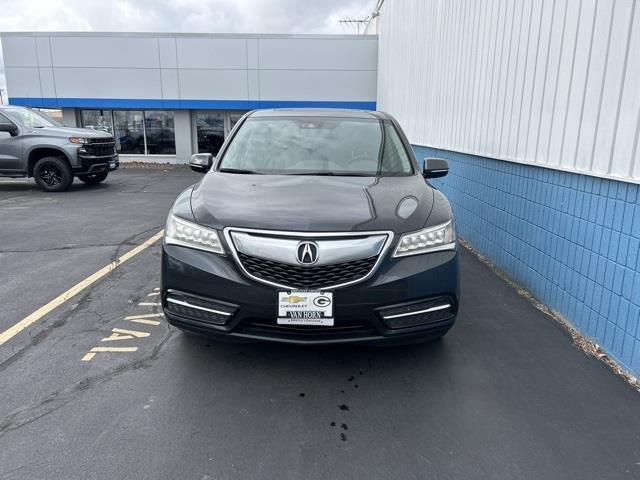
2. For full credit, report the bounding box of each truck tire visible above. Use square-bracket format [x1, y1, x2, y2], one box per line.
[78, 171, 108, 185]
[33, 156, 73, 192]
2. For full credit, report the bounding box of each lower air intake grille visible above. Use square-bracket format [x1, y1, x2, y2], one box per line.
[237, 253, 378, 289]
[379, 297, 455, 329]
[164, 290, 236, 326]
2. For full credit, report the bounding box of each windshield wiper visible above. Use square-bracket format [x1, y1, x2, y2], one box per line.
[289, 172, 372, 177]
[219, 168, 262, 174]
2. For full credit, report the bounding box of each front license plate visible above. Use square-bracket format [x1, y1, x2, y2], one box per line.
[277, 291, 334, 326]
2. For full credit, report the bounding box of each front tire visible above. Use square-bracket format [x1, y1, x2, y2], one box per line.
[33, 157, 73, 192]
[78, 171, 108, 185]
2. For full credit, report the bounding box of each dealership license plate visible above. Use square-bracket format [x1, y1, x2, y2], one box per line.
[277, 291, 334, 326]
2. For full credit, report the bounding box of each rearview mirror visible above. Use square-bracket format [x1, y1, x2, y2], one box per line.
[423, 158, 449, 179]
[0, 122, 18, 137]
[190, 153, 214, 173]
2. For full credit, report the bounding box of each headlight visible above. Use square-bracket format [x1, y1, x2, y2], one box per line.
[69, 137, 89, 144]
[393, 220, 456, 257]
[164, 214, 224, 254]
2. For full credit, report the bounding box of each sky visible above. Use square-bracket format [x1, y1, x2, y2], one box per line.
[0, 0, 374, 103]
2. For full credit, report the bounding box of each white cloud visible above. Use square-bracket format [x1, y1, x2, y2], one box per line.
[0, 0, 374, 102]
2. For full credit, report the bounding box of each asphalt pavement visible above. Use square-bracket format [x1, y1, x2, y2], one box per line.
[0, 169, 638, 480]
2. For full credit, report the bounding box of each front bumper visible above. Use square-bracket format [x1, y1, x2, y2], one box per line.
[161, 243, 459, 345]
[73, 154, 119, 175]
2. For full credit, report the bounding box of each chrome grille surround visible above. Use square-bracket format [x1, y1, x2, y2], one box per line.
[224, 227, 394, 290]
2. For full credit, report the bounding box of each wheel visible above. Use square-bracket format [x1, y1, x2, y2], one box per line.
[33, 156, 73, 192]
[78, 171, 108, 185]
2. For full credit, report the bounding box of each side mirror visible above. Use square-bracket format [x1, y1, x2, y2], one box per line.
[423, 157, 449, 179]
[190, 153, 213, 173]
[0, 122, 19, 137]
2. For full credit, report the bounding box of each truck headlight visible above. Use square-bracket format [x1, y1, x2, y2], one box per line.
[393, 220, 456, 257]
[164, 214, 224, 254]
[69, 137, 89, 144]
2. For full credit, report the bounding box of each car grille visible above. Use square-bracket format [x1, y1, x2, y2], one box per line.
[237, 252, 378, 289]
[85, 137, 116, 156]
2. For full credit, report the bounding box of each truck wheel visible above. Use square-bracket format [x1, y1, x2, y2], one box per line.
[78, 171, 108, 185]
[33, 157, 73, 192]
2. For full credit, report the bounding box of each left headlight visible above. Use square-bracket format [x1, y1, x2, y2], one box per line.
[69, 137, 89, 144]
[393, 220, 456, 257]
[164, 214, 224, 254]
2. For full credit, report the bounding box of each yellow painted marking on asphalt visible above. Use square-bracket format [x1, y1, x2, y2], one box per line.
[0, 230, 164, 347]
[125, 313, 163, 319]
[81, 346, 139, 361]
[125, 313, 163, 320]
[125, 313, 163, 325]
[101, 327, 151, 342]
[129, 318, 161, 326]
[138, 302, 160, 306]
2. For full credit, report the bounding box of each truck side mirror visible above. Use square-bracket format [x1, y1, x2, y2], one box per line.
[190, 153, 214, 173]
[422, 158, 449, 179]
[0, 122, 19, 136]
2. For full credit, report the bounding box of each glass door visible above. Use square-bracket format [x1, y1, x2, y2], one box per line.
[194, 112, 225, 155]
[113, 111, 145, 154]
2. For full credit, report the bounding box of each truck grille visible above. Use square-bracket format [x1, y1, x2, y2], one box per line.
[237, 252, 378, 289]
[85, 137, 116, 156]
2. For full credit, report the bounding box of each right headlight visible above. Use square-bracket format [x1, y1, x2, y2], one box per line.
[393, 220, 456, 257]
[164, 213, 224, 254]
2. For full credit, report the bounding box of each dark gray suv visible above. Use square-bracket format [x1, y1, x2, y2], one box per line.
[0, 106, 119, 191]
[161, 109, 459, 345]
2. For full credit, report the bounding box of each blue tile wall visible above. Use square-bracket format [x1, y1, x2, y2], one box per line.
[414, 145, 640, 375]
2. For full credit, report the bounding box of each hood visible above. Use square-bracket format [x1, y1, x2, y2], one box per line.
[29, 126, 113, 138]
[190, 172, 435, 233]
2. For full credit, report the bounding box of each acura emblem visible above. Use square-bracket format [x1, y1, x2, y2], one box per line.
[296, 241, 319, 265]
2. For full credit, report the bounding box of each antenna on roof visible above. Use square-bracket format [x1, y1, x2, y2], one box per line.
[339, 17, 370, 35]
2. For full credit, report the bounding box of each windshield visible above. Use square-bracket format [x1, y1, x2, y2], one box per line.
[5, 107, 60, 128]
[218, 117, 414, 176]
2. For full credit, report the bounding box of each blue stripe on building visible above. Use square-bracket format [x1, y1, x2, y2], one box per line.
[414, 145, 640, 375]
[8, 97, 377, 111]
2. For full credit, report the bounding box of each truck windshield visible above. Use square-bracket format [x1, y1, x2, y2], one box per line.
[5, 108, 60, 128]
[219, 117, 414, 176]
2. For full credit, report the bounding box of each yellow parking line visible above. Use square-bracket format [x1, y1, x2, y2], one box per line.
[0, 230, 164, 347]
[81, 346, 138, 362]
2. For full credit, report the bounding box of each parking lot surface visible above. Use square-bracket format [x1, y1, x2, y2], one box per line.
[0, 169, 638, 480]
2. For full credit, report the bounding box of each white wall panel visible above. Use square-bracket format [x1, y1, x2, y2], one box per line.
[377, 0, 640, 183]
[2, 37, 37, 67]
[259, 70, 377, 101]
[176, 38, 247, 69]
[178, 69, 248, 100]
[4, 67, 41, 97]
[53, 68, 162, 99]
[50, 36, 160, 68]
[1, 33, 377, 107]
[258, 38, 377, 71]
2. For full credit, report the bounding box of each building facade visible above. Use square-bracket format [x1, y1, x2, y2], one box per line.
[377, 0, 640, 375]
[0, 32, 378, 161]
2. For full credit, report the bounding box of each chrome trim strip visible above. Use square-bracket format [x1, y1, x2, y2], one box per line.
[229, 231, 388, 266]
[382, 303, 451, 320]
[166, 297, 232, 316]
[223, 227, 395, 291]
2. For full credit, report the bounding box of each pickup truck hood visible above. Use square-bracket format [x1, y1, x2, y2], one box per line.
[190, 172, 434, 233]
[30, 126, 113, 138]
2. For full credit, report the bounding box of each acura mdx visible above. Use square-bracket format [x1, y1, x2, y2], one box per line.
[161, 109, 459, 345]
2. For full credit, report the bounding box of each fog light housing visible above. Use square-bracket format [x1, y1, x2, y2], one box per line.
[378, 297, 455, 329]
[164, 289, 237, 326]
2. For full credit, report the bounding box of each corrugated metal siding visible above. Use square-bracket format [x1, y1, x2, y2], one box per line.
[377, 0, 640, 184]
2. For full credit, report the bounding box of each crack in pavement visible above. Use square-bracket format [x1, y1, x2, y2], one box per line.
[0, 327, 175, 436]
